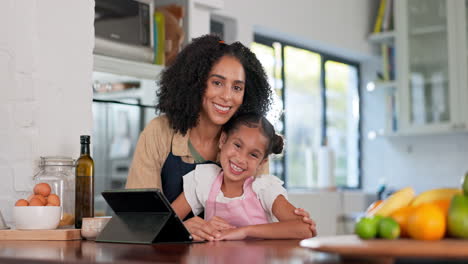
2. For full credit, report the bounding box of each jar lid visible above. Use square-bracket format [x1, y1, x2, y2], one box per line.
[40, 156, 75, 167]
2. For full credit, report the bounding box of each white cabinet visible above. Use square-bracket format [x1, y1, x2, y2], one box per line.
[458, 0, 468, 131]
[368, 31, 398, 135]
[288, 191, 367, 236]
[395, 0, 468, 135]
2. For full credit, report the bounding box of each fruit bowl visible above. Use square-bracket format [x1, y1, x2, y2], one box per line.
[13, 206, 61, 230]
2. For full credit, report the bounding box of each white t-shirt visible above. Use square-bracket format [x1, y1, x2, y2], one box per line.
[182, 163, 288, 222]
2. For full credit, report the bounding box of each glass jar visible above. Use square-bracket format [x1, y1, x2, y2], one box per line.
[34, 156, 75, 227]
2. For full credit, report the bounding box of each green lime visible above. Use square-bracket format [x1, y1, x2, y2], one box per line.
[355, 217, 378, 239]
[369, 215, 383, 226]
[448, 194, 468, 238]
[378, 217, 400, 239]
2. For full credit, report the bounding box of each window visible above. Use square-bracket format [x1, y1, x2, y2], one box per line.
[251, 35, 361, 189]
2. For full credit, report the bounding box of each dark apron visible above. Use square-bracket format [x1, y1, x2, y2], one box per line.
[160, 143, 219, 219]
[161, 151, 197, 203]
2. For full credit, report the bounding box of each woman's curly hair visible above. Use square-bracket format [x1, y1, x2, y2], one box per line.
[156, 34, 272, 135]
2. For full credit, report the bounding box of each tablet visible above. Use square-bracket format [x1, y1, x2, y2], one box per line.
[96, 188, 193, 244]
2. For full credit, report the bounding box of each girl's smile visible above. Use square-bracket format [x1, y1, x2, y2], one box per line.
[228, 160, 245, 175]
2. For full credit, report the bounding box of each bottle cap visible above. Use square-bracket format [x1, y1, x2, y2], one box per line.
[80, 135, 91, 144]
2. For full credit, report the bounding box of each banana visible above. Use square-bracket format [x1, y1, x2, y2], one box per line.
[368, 187, 415, 217]
[410, 188, 462, 207]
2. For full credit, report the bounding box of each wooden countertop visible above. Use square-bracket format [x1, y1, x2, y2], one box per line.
[0, 239, 335, 264]
[0, 239, 466, 264]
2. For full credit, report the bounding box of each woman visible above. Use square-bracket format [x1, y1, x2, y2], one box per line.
[126, 35, 314, 240]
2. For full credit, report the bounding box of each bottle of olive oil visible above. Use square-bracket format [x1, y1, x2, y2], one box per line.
[75, 135, 94, 228]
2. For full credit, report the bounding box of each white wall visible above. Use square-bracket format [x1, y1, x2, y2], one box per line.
[0, 0, 94, 223]
[215, 0, 377, 61]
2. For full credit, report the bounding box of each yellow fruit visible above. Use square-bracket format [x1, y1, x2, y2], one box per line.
[407, 203, 446, 241]
[410, 188, 461, 207]
[365, 200, 383, 216]
[368, 187, 415, 217]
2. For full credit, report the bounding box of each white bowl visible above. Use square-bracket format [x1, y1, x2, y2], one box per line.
[81, 216, 112, 240]
[14, 206, 61, 230]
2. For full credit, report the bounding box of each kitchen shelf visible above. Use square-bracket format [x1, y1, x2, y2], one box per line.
[367, 81, 396, 92]
[93, 54, 164, 81]
[93, 88, 144, 100]
[368, 31, 396, 45]
[376, 81, 396, 90]
[410, 25, 446, 36]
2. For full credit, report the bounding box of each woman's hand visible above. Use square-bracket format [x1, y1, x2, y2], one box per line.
[294, 208, 317, 237]
[184, 216, 234, 241]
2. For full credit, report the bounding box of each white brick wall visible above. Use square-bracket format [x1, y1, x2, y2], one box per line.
[0, 0, 94, 224]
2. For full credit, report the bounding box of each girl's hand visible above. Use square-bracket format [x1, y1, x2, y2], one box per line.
[216, 227, 248, 241]
[207, 216, 235, 231]
[184, 216, 234, 241]
[294, 208, 317, 237]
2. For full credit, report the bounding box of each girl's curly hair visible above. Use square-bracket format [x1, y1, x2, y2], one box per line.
[156, 34, 272, 135]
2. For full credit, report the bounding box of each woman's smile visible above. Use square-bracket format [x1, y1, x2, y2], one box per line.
[213, 102, 232, 114]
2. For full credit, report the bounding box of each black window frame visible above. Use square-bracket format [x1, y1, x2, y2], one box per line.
[254, 34, 363, 190]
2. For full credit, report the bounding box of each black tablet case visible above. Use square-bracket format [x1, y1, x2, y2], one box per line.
[95, 188, 193, 244]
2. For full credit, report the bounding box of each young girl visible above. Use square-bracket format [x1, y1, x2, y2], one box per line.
[172, 113, 317, 240]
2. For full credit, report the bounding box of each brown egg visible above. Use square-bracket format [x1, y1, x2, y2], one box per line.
[27, 194, 34, 202]
[15, 199, 29, 206]
[29, 198, 44, 206]
[46, 194, 60, 206]
[34, 183, 51, 197]
[32, 194, 47, 205]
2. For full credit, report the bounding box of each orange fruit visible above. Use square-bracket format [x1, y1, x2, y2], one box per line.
[365, 200, 383, 215]
[407, 203, 446, 240]
[432, 199, 451, 216]
[389, 205, 413, 237]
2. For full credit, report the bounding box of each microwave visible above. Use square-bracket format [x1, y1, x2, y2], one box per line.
[95, 0, 152, 47]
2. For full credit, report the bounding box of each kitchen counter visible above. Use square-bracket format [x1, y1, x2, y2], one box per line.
[0, 239, 465, 264]
[0, 239, 321, 264]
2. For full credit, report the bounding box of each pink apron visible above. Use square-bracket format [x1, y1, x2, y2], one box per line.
[205, 171, 269, 227]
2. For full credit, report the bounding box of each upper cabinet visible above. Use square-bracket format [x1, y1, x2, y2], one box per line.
[94, 0, 224, 71]
[458, 0, 468, 132]
[395, 0, 467, 135]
